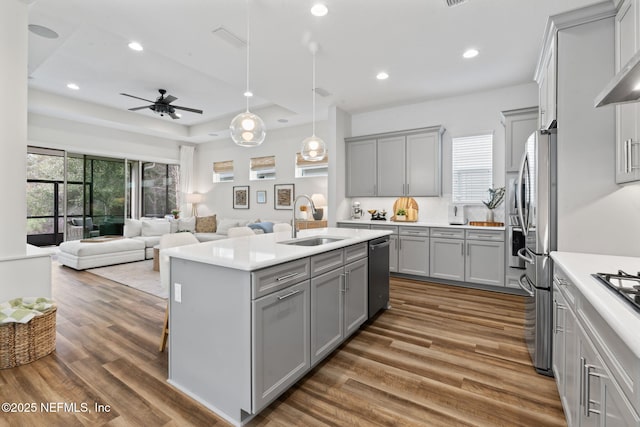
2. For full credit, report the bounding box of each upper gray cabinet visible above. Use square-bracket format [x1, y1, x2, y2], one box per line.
[346, 139, 377, 197]
[501, 107, 538, 172]
[346, 126, 444, 197]
[615, 0, 640, 183]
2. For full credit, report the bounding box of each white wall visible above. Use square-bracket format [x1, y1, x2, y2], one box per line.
[342, 82, 539, 223]
[193, 123, 329, 222]
[28, 113, 181, 163]
[328, 106, 351, 226]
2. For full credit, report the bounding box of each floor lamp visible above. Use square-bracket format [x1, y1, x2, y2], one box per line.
[185, 193, 203, 217]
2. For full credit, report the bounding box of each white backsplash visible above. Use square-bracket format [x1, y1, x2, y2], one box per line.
[348, 196, 505, 224]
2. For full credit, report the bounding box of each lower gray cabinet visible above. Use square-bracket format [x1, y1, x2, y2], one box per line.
[310, 269, 344, 365]
[252, 280, 310, 412]
[465, 238, 505, 287]
[344, 257, 368, 337]
[389, 235, 398, 273]
[430, 237, 464, 281]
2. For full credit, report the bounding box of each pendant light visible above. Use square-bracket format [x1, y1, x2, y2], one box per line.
[230, 0, 266, 147]
[301, 42, 327, 161]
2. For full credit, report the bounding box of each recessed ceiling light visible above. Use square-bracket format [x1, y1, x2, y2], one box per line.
[463, 48, 479, 59]
[66, 83, 79, 90]
[311, 3, 328, 17]
[208, 132, 219, 137]
[277, 118, 289, 123]
[28, 24, 59, 39]
[376, 72, 389, 80]
[244, 91, 253, 97]
[128, 41, 143, 51]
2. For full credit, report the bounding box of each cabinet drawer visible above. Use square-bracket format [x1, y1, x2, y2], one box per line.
[337, 222, 370, 230]
[370, 224, 398, 234]
[430, 227, 464, 239]
[345, 243, 367, 264]
[553, 266, 576, 309]
[252, 258, 311, 299]
[465, 229, 504, 241]
[311, 249, 344, 277]
[399, 226, 429, 237]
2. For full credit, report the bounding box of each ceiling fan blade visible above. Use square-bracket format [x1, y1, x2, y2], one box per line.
[169, 111, 180, 120]
[173, 105, 203, 114]
[120, 93, 155, 103]
[128, 105, 153, 111]
[162, 95, 177, 104]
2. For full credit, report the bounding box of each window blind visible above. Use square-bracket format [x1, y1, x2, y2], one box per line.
[213, 160, 234, 173]
[451, 133, 493, 203]
[296, 152, 328, 167]
[250, 156, 275, 171]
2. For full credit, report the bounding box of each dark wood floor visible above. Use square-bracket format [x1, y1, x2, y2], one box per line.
[0, 264, 566, 426]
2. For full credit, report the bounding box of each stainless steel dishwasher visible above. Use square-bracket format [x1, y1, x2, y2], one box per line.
[368, 236, 390, 317]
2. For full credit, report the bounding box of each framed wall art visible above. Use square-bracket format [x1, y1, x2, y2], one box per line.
[256, 190, 267, 204]
[233, 185, 249, 209]
[274, 184, 295, 210]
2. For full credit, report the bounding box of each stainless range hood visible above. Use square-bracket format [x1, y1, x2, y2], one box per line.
[595, 48, 640, 107]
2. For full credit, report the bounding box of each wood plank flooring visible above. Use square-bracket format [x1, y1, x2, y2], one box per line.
[0, 265, 566, 426]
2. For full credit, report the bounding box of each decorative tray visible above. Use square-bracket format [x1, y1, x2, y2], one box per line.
[469, 221, 504, 227]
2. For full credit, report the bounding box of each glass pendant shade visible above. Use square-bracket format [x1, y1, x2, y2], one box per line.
[230, 111, 266, 147]
[301, 135, 327, 161]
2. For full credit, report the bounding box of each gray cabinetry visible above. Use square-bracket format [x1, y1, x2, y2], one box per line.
[346, 126, 444, 197]
[337, 222, 370, 230]
[346, 139, 377, 196]
[501, 107, 539, 172]
[344, 257, 368, 336]
[615, 0, 640, 183]
[398, 226, 429, 276]
[252, 280, 310, 412]
[429, 228, 464, 281]
[465, 230, 504, 286]
[310, 268, 343, 365]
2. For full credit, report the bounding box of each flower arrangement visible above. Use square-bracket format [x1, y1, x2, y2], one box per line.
[482, 187, 505, 210]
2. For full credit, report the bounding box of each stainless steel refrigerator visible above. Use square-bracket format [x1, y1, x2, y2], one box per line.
[516, 128, 557, 376]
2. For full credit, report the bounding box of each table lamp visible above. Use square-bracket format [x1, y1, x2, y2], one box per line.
[185, 193, 204, 217]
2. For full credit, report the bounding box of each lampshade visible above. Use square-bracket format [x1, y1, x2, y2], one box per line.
[230, 0, 266, 148]
[185, 193, 204, 204]
[301, 42, 327, 161]
[311, 193, 326, 207]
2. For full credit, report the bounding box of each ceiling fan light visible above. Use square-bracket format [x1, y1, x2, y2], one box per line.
[301, 135, 326, 161]
[231, 111, 266, 147]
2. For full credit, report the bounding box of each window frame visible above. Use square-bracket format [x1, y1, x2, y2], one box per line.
[451, 132, 494, 205]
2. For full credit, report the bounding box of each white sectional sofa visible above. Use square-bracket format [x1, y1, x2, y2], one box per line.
[57, 215, 286, 270]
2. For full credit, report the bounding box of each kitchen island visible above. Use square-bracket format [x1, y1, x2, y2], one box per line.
[164, 227, 391, 426]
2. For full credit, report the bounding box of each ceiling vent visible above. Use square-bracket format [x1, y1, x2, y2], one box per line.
[314, 87, 331, 97]
[445, 0, 468, 6]
[211, 26, 246, 49]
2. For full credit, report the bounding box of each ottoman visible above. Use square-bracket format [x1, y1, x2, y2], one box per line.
[58, 238, 146, 270]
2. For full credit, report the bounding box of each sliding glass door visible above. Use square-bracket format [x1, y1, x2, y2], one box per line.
[81, 155, 126, 238]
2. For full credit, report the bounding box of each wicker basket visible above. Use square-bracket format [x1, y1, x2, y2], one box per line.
[0, 307, 56, 369]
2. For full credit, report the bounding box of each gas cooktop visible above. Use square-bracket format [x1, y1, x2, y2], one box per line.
[592, 271, 640, 312]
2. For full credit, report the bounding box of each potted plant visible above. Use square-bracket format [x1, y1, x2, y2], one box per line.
[396, 208, 407, 221]
[171, 209, 180, 219]
[482, 187, 505, 222]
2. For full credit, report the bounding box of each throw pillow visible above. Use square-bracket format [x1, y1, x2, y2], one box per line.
[178, 216, 196, 232]
[123, 219, 142, 238]
[216, 219, 239, 235]
[195, 215, 217, 233]
[141, 220, 171, 236]
[248, 221, 274, 234]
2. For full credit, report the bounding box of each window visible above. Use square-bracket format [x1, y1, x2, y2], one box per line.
[451, 133, 493, 204]
[141, 162, 179, 217]
[250, 156, 276, 180]
[295, 152, 328, 177]
[213, 160, 234, 183]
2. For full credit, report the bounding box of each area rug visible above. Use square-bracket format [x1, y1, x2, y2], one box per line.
[86, 260, 166, 299]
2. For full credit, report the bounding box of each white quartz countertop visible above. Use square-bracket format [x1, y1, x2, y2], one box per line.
[551, 251, 640, 357]
[165, 227, 392, 271]
[337, 219, 505, 231]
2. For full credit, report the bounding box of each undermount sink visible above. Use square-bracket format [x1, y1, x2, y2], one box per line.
[279, 236, 345, 246]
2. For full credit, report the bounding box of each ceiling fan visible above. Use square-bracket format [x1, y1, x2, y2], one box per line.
[120, 89, 203, 119]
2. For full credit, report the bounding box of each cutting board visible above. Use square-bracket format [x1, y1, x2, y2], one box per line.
[392, 197, 419, 222]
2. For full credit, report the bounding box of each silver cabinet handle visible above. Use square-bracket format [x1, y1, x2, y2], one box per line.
[580, 357, 586, 407]
[554, 302, 565, 334]
[467, 242, 470, 256]
[584, 364, 603, 417]
[345, 270, 351, 291]
[461, 242, 464, 256]
[340, 273, 346, 293]
[276, 272, 301, 282]
[277, 289, 301, 300]
[627, 139, 632, 173]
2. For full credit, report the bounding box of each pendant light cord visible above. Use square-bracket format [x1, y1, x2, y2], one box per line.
[245, 0, 250, 112]
[312, 48, 316, 136]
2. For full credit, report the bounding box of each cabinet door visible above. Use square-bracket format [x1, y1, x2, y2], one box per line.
[429, 237, 464, 281]
[578, 324, 603, 427]
[252, 280, 310, 412]
[344, 258, 368, 337]
[346, 139, 377, 196]
[389, 234, 398, 273]
[552, 284, 568, 412]
[398, 236, 429, 276]
[545, 39, 556, 128]
[602, 372, 640, 426]
[406, 132, 441, 196]
[504, 109, 538, 172]
[465, 240, 505, 286]
[310, 269, 344, 366]
[376, 136, 406, 196]
[616, 0, 640, 183]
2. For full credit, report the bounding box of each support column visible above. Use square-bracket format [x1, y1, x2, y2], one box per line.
[0, 0, 28, 257]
